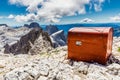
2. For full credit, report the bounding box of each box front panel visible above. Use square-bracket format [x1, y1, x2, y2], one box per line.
[68, 32, 107, 64]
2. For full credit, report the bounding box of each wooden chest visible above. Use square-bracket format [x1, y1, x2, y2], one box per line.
[68, 27, 113, 64]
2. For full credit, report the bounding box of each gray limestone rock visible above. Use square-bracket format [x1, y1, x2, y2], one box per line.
[45, 25, 59, 35]
[4, 27, 52, 55]
[50, 30, 66, 48]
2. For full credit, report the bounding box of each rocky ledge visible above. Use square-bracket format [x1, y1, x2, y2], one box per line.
[2, 36, 120, 80]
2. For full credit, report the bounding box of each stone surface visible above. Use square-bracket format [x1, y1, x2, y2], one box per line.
[38, 76, 48, 80]
[3, 40, 120, 80]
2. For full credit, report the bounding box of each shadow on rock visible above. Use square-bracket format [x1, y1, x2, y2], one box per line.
[68, 54, 120, 66]
[107, 54, 120, 65]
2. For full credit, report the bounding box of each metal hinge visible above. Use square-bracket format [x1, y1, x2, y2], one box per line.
[76, 41, 82, 46]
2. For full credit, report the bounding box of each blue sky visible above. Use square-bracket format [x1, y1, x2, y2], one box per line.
[0, 0, 120, 26]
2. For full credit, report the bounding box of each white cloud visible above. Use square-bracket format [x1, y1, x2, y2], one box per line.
[14, 13, 36, 22]
[9, 0, 44, 12]
[8, 14, 15, 19]
[94, 4, 102, 11]
[9, 0, 105, 23]
[35, 0, 90, 23]
[80, 18, 94, 23]
[0, 16, 3, 19]
[110, 15, 120, 21]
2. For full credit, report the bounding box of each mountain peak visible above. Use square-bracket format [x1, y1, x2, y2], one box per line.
[24, 22, 42, 29]
[0, 24, 8, 27]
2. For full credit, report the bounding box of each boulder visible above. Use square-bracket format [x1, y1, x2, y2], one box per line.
[4, 27, 52, 55]
[50, 30, 66, 48]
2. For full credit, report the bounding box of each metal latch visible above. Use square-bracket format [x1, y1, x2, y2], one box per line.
[76, 41, 82, 46]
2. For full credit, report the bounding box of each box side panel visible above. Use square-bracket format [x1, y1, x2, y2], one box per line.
[106, 28, 113, 58]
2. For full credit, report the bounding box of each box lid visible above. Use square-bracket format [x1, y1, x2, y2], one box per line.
[69, 27, 113, 34]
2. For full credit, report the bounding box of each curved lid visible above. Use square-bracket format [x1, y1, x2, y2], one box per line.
[69, 27, 113, 34]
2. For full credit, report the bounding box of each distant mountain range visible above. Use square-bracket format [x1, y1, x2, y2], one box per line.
[1, 22, 120, 36]
[42, 23, 120, 36]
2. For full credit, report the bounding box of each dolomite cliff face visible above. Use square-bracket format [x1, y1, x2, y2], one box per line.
[45, 25, 67, 48]
[4, 27, 52, 55]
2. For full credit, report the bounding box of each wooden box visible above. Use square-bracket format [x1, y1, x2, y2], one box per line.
[67, 27, 113, 64]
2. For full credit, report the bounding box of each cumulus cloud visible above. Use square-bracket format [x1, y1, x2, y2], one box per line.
[110, 15, 120, 21]
[80, 18, 94, 23]
[9, 0, 43, 12]
[14, 13, 36, 22]
[8, 14, 15, 19]
[9, 0, 105, 23]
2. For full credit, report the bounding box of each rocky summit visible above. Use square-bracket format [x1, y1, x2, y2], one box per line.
[0, 25, 32, 54]
[0, 23, 120, 80]
[2, 38, 120, 80]
[24, 22, 42, 29]
[4, 27, 52, 55]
